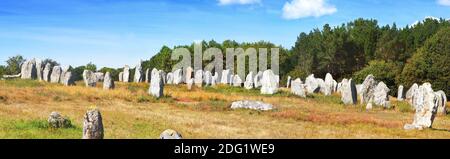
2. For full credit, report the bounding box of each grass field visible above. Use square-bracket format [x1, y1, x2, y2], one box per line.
[0, 79, 449, 139]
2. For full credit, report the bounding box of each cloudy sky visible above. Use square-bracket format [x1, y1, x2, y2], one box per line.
[0, 0, 449, 68]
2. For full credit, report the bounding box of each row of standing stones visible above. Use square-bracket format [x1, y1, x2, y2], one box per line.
[15, 58, 449, 134]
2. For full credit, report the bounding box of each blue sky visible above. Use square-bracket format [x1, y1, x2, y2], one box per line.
[0, 0, 449, 68]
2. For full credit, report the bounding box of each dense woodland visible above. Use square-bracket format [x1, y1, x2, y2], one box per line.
[1, 18, 449, 97]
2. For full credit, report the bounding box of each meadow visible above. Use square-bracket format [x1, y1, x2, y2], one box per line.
[0, 79, 449, 139]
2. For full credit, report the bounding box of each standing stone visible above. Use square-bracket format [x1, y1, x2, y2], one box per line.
[341, 79, 357, 105]
[355, 84, 362, 96]
[94, 72, 104, 82]
[48, 112, 72, 128]
[404, 83, 438, 130]
[305, 74, 319, 94]
[59, 67, 68, 84]
[229, 74, 234, 86]
[286, 76, 292, 88]
[166, 73, 174, 84]
[82, 109, 104, 139]
[194, 70, 203, 87]
[160, 129, 182, 139]
[373, 82, 390, 108]
[332, 80, 338, 92]
[291, 78, 306, 98]
[185, 67, 193, 83]
[118, 72, 124, 82]
[50, 66, 62, 83]
[103, 72, 114, 90]
[35, 59, 44, 81]
[21, 59, 37, 79]
[83, 70, 97, 87]
[435, 90, 447, 115]
[187, 78, 194, 90]
[359, 74, 377, 105]
[43, 63, 52, 82]
[317, 78, 328, 95]
[160, 71, 167, 84]
[149, 69, 164, 98]
[211, 72, 218, 86]
[123, 65, 130, 83]
[397, 85, 405, 101]
[233, 75, 243, 87]
[145, 69, 151, 83]
[337, 82, 343, 94]
[406, 83, 419, 104]
[203, 71, 212, 86]
[244, 72, 254, 90]
[253, 71, 263, 88]
[134, 63, 143, 83]
[221, 69, 231, 84]
[62, 72, 75, 86]
[260, 70, 278, 95]
[173, 69, 183, 85]
[324, 73, 334, 95]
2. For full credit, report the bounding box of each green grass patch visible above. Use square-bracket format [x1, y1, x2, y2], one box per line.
[393, 101, 414, 113]
[0, 119, 81, 139]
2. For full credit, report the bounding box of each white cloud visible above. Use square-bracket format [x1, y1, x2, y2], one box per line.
[411, 16, 440, 26]
[438, 0, 450, 6]
[282, 0, 337, 20]
[218, 0, 261, 5]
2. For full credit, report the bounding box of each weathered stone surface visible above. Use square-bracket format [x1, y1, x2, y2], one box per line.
[405, 83, 419, 104]
[397, 85, 405, 101]
[435, 90, 447, 115]
[82, 109, 104, 139]
[232, 75, 242, 87]
[404, 83, 438, 130]
[82, 70, 97, 87]
[35, 59, 44, 81]
[173, 69, 183, 85]
[324, 73, 335, 95]
[341, 79, 357, 105]
[286, 76, 292, 88]
[103, 72, 114, 90]
[21, 59, 37, 79]
[160, 129, 182, 139]
[62, 72, 75, 86]
[332, 80, 338, 92]
[94, 72, 104, 82]
[359, 74, 377, 104]
[160, 71, 167, 84]
[60, 67, 70, 84]
[194, 70, 203, 87]
[187, 78, 194, 90]
[211, 73, 218, 86]
[118, 72, 124, 82]
[203, 71, 212, 86]
[43, 63, 52, 82]
[145, 69, 150, 83]
[134, 63, 143, 83]
[185, 66, 193, 83]
[355, 84, 362, 96]
[229, 74, 234, 86]
[166, 73, 174, 84]
[373, 82, 390, 108]
[221, 69, 231, 84]
[291, 78, 306, 98]
[123, 65, 130, 83]
[305, 74, 319, 94]
[48, 112, 72, 128]
[260, 70, 278, 95]
[231, 100, 273, 111]
[149, 69, 164, 98]
[50, 66, 62, 83]
[244, 72, 254, 90]
[317, 78, 328, 95]
[253, 71, 263, 88]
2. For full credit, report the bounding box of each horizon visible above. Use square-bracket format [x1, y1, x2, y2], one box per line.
[1, 0, 449, 69]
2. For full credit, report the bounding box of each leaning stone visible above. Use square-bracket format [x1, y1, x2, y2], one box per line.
[372, 82, 390, 108]
[48, 112, 72, 128]
[260, 70, 278, 95]
[83, 70, 97, 87]
[291, 78, 306, 98]
[103, 72, 115, 90]
[149, 69, 164, 98]
[341, 79, 357, 105]
[50, 66, 62, 83]
[160, 129, 182, 139]
[231, 100, 273, 111]
[82, 109, 104, 139]
[404, 83, 438, 130]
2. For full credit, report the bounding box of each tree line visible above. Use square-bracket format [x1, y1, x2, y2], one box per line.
[1, 18, 448, 97]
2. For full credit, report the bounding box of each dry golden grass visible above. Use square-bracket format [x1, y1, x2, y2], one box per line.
[0, 79, 449, 139]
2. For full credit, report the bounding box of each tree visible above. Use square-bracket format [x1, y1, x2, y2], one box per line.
[72, 66, 86, 81]
[99, 67, 120, 81]
[0, 65, 5, 78]
[85, 62, 97, 72]
[43, 58, 60, 68]
[353, 60, 401, 95]
[5, 55, 25, 75]
[400, 27, 450, 97]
